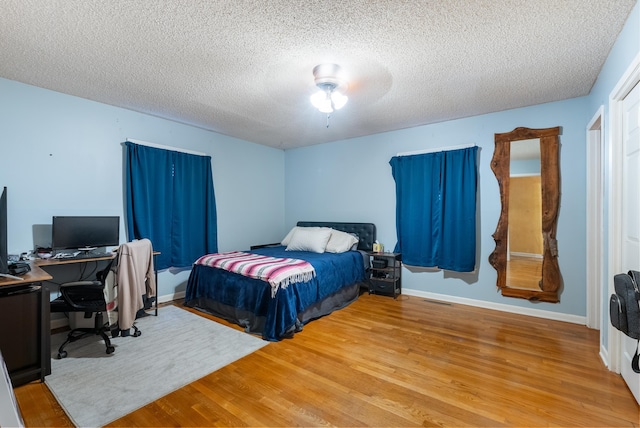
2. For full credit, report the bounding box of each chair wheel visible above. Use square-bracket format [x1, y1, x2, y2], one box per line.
[133, 330, 141, 337]
[58, 351, 67, 359]
[106, 346, 115, 354]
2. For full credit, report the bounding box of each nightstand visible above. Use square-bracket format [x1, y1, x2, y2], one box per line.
[368, 252, 402, 298]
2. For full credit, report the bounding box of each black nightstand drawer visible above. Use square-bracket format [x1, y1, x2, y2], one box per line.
[369, 279, 397, 295]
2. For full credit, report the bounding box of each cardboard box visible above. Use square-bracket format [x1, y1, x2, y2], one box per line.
[69, 312, 96, 330]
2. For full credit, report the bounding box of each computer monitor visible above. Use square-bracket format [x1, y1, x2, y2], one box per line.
[0, 187, 7, 275]
[51, 216, 120, 252]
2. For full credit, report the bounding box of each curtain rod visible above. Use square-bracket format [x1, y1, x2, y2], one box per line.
[396, 143, 476, 157]
[125, 138, 208, 157]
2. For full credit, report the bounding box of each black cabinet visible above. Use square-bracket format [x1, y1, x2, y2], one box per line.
[368, 252, 402, 298]
[0, 283, 50, 387]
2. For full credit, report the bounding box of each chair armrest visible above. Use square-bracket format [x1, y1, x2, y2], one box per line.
[59, 280, 102, 288]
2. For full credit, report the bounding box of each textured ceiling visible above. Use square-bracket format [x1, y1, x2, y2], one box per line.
[0, 1, 636, 149]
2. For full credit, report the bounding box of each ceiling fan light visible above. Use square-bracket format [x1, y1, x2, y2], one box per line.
[310, 90, 333, 113]
[318, 99, 334, 113]
[310, 64, 349, 116]
[331, 91, 348, 110]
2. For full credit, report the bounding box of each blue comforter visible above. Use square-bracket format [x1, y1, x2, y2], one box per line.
[185, 246, 365, 341]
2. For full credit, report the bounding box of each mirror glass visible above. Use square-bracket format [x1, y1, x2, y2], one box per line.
[489, 127, 562, 302]
[507, 139, 542, 290]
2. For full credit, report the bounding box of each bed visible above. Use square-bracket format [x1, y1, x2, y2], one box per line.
[184, 221, 376, 341]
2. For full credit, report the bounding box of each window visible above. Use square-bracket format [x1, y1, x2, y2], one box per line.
[389, 146, 477, 272]
[125, 142, 218, 269]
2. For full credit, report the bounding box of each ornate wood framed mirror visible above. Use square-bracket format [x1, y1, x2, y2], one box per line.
[489, 126, 562, 302]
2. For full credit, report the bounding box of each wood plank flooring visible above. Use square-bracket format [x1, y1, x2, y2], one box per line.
[14, 293, 640, 426]
[506, 255, 543, 290]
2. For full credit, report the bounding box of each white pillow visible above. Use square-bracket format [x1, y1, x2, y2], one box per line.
[285, 227, 332, 253]
[281, 226, 327, 246]
[281, 226, 300, 246]
[325, 229, 359, 253]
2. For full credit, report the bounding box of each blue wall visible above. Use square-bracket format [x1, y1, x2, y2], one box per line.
[0, 78, 286, 297]
[285, 2, 639, 325]
[0, 1, 637, 331]
[286, 97, 589, 317]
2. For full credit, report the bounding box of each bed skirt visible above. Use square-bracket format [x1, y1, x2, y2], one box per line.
[185, 282, 362, 339]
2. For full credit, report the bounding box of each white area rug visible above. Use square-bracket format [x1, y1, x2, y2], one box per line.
[45, 305, 267, 427]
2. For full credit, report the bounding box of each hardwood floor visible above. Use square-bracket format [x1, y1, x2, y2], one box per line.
[14, 293, 640, 426]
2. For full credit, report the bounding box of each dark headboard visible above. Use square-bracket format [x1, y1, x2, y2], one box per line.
[296, 221, 376, 252]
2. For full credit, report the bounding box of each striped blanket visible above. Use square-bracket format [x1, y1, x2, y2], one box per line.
[195, 251, 316, 297]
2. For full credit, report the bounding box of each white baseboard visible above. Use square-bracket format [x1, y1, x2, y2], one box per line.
[158, 290, 185, 303]
[509, 252, 543, 259]
[402, 288, 586, 325]
[52, 289, 584, 331]
[51, 317, 69, 330]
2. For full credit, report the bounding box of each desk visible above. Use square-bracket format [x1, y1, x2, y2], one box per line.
[36, 251, 159, 316]
[0, 251, 159, 387]
[35, 253, 115, 267]
[0, 263, 52, 387]
[0, 263, 53, 284]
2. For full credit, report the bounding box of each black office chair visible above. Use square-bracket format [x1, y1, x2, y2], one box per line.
[50, 260, 116, 359]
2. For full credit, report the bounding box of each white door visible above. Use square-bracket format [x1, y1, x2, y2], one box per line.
[620, 80, 640, 403]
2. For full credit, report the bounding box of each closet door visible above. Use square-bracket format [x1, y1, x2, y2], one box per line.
[620, 81, 640, 404]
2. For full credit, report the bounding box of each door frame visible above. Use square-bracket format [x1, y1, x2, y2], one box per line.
[586, 106, 604, 332]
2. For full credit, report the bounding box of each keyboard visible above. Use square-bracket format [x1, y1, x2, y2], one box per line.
[52, 252, 113, 260]
[74, 252, 113, 259]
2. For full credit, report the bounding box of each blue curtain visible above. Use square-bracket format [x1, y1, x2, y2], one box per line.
[389, 146, 477, 271]
[125, 142, 218, 269]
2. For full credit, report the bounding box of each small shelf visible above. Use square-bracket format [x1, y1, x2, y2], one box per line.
[368, 252, 401, 298]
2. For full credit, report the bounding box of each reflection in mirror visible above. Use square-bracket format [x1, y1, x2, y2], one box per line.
[507, 139, 542, 290]
[489, 127, 562, 302]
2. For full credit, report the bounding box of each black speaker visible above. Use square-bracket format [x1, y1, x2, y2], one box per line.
[8, 262, 30, 276]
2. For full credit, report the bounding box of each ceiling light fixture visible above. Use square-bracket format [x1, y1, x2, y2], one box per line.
[310, 63, 348, 127]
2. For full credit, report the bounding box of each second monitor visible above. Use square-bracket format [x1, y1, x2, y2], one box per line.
[51, 216, 119, 253]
